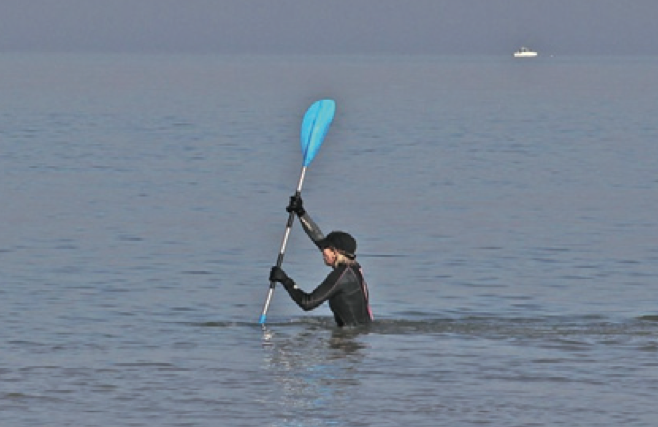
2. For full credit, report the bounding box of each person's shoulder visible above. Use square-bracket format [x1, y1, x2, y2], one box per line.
[331, 264, 349, 276]
[328, 264, 350, 278]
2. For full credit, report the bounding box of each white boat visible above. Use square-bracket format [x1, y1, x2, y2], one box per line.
[513, 47, 538, 58]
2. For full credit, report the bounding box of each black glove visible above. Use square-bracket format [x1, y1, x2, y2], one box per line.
[269, 266, 294, 289]
[286, 194, 306, 217]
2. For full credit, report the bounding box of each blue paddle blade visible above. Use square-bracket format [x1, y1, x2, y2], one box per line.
[301, 99, 336, 167]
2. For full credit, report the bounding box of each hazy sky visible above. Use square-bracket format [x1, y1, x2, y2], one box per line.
[2, 0, 657, 55]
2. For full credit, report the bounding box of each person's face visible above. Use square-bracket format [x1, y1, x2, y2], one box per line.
[322, 247, 337, 267]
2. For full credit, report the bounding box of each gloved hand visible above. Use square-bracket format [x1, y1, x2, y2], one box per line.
[286, 194, 306, 217]
[269, 266, 294, 289]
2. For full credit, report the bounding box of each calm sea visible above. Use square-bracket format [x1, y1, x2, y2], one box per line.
[1, 53, 657, 426]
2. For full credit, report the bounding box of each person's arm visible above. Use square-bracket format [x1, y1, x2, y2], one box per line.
[286, 194, 325, 250]
[298, 212, 325, 250]
[283, 267, 344, 311]
[270, 265, 345, 311]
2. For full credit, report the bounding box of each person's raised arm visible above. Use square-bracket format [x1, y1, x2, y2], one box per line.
[287, 194, 325, 249]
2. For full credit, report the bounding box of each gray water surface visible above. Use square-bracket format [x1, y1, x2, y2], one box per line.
[2, 54, 657, 426]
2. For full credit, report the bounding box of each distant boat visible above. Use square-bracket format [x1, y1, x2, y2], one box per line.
[513, 47, 538, 58]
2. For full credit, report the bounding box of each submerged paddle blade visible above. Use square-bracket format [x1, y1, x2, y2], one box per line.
[301, 99, 336, 167]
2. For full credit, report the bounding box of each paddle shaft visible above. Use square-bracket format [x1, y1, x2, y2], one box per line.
[258, 166, 308, 325]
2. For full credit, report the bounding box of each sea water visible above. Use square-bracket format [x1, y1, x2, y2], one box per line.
[1, 53, 657, 426]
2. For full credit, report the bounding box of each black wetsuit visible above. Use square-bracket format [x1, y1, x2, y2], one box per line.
[281, 212, 373, 327]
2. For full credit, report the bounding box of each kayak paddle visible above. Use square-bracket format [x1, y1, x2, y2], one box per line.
[258, 99, 336, 325]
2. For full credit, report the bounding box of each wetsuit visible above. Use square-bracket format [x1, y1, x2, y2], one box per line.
[281, 212, 373, 327]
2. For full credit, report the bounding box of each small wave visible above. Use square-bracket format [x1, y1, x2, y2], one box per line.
[192, 321, 253, 328]
[192, 316, 335, 329]
[191, 315, 658, 343]
[2, 392, 65, 403]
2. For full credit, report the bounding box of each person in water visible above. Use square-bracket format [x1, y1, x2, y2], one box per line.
[269, 195, 373, 327]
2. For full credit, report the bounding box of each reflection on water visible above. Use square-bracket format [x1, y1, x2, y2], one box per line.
[261, 325, 369, 426]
